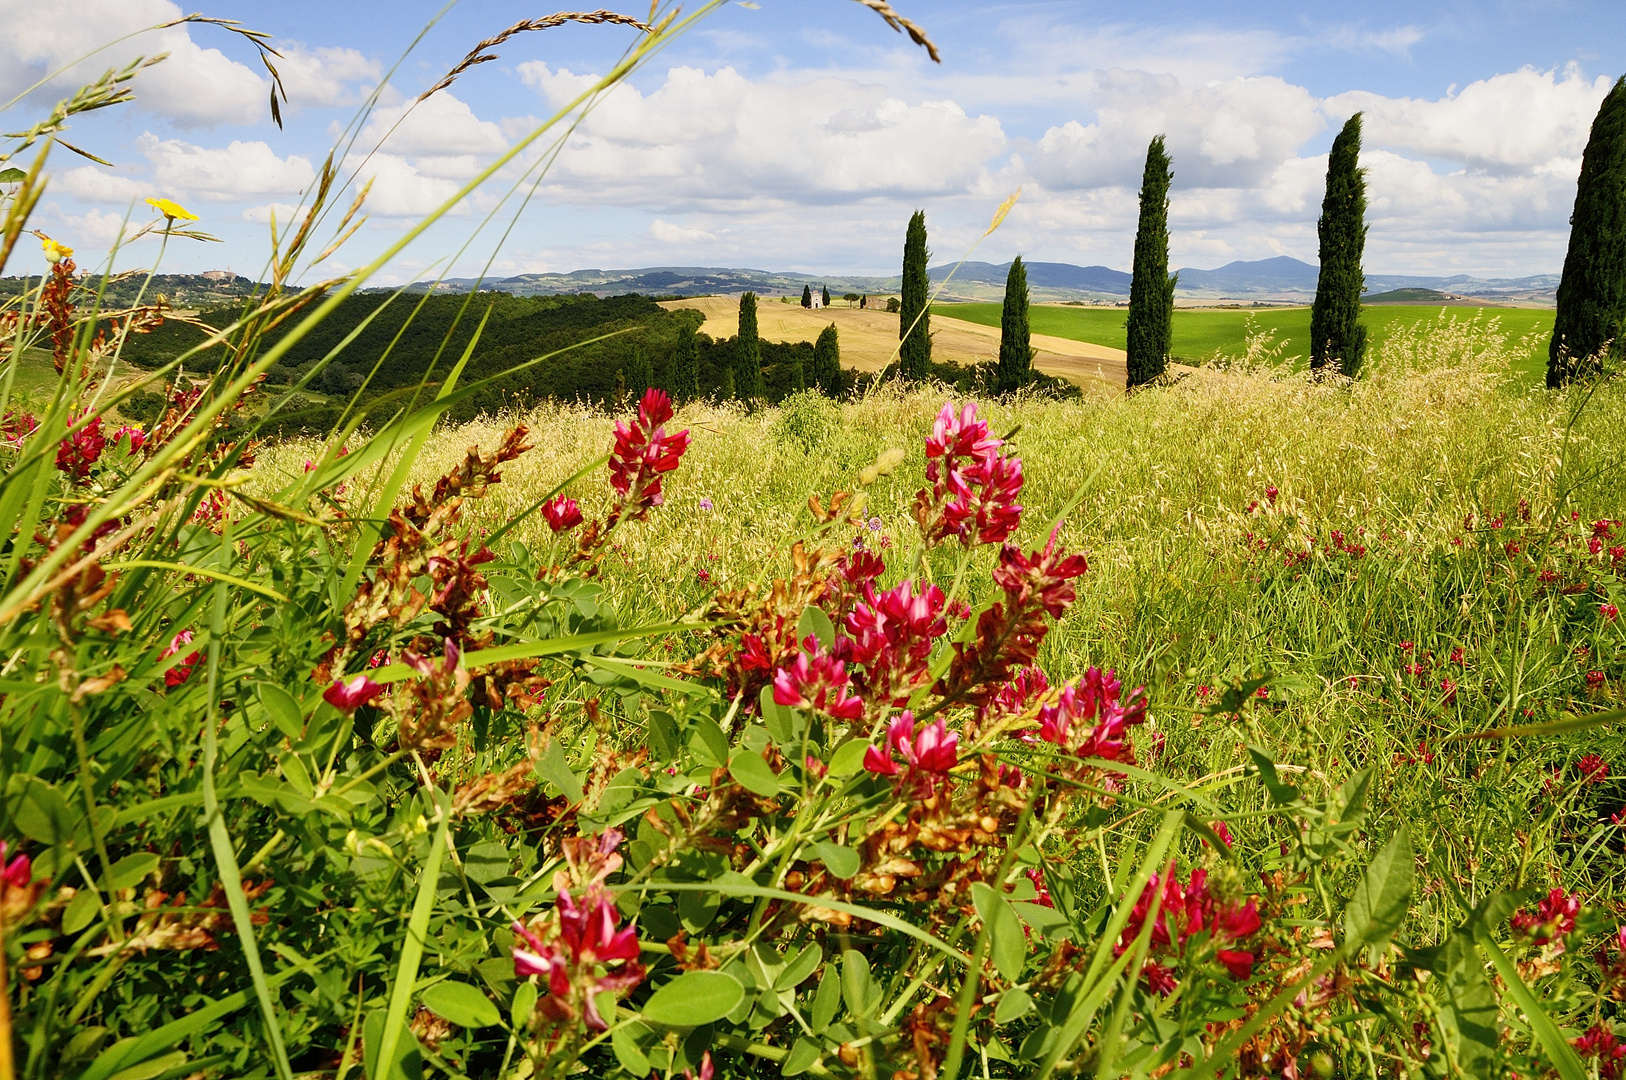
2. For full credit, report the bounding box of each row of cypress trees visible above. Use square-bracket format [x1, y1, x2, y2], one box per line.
[910, 71, 1624, 391]
[711, 291, 845, 402]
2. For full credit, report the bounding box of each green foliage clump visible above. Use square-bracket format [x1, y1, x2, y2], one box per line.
[1549, 75, 1626, 386]
[899, 210, 932, 379]
[1126, 136, 1176, 387]
[995, 255, 1033, 393]
[771, 389, 841, 452]
[1310, 114, 1369, 377]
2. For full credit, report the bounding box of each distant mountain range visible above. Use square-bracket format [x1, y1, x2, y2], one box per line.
[400, 257, 1558, 305]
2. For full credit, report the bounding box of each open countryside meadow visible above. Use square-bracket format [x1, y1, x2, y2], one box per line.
[0, 3, 1624, 1080]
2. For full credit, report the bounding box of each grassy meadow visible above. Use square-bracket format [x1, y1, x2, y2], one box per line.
[937, 301, 1558, 381]
[255, 317, 1625, 946]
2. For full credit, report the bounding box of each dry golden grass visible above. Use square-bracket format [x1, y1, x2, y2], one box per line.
[658, 295, 1127, 387]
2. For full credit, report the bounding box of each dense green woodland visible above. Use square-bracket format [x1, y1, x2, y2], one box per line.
[116, 292, 854, 426]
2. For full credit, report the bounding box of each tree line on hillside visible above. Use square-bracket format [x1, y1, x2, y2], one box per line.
[895, 71, 1625, 391]
[116, 291, 858, 429]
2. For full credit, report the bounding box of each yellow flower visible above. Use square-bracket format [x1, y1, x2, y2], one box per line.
[146, 197, 199, 223]
[35, 232, 73, 264]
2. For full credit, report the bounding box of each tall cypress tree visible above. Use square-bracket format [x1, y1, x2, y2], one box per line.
[822, 285, 831, 308]
[1125, 137, 1176, 387]
[801, 284, 812, 308]
[1310, 114, 1369, 377]
[996, 256, 1033, 392]
[735, 291, 763, 399]
[672, 323, 700, 402]
[899, 210, 932, 379]
[1549, 75, 1626, 387]
[813, 322, 841, 393]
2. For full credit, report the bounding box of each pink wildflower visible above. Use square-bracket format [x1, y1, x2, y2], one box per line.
[542, 495, 583, 533]
[772, 634, 864, 721]
[324, 674, 386, 711]
[607, 388, 690, 519]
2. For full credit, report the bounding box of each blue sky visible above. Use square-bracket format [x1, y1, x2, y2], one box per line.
[4, 0, 1623, 284]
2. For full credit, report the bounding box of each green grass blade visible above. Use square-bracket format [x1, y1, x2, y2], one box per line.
[201, 569, 295, 1080]
[1477, 931, 1587, 1080]
[374, 801, 450, 1079]
[73, 969, 298, 1080]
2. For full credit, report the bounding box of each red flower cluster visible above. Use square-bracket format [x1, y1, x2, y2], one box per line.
[978, 665, 1049, 727]
[608, 388, 690, 521]
[1035, 667, 1147, 762]
[1574, 1025, 1626, 1080]
[1602, 603, 1620, 622]
[1510, 887, 1580, 948]
[772, 634, 863, 720]
[938, 532, 1089, 715]
[916, 402, 1024, 547]
[112, 425, 146, 454]
[1, 410, 38, 449]
[863, 711, 959, 793]
[542, 495, 583, 533]
[0, 841, 32, 892]
[839, 579, 947, 709]
[55, 414, 105, 480]
[324, 673, 387, 711]
[160, 630, 200, 687]
[1119, 865, 1262, 994]
[511, 828, 644, 1032]
[1578, 754, 1610, 783]
[1027, 867, 1054, 908]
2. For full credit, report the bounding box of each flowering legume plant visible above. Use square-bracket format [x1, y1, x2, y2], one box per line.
[3, 10, 1626, 1080]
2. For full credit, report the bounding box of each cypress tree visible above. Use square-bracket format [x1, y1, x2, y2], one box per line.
[801, 284, 812, 308]
[996, 256, 1033, 392]
[735, 292, 763, 399]
[1310, 114, 1369, 377]
[822, 285, 831, 307]
[1126, 136, 1176, 387]
[625, 350, 652, 398]
[672, 324, 700, 402]
[1549, 75, 1626, 387]
[899, 210, 932, 379]
[813, 322, 840, 393]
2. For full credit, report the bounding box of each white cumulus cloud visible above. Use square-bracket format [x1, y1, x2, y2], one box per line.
[0, 0, 269, 127]
[517, 62, 1008, 206]
[138, 133, 317, 201]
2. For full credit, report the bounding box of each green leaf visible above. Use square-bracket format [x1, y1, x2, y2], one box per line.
[104, 852, 159, 892]
[994, 988, 1033, 1025]
[826, 739, 869, 777]
[728, 748, 781, 798]
[782, 1038, 821, 1076]
[760, 684, 799, 745]
[6, 774, 79, 846]
[678, 887, 720, 933]
[611, 1025, 651, 1075]
[796, 606, 835, 649]
[421, 981, 501, 1029]
[534, 738, 584, 804]
[258, 683, 305, 739]
[463, 841, 511, 886]
[0, 167, 27, 183]
[811, 965, 841, 1028]
[689, 715, 730, 767]
[971, 882, 1026, 983]
[1341, 826, 1413, 954]
[775, 944, 822, 991]
[1246, 747, 1299, 805]
[810, 841, 859, 880]
[642, 970, 745, 1028]
[1433, 933, 1499, 1077]
[63, 888, 101, 934]
[362, 1008, 424, 1080]
[511, 980, 538, 1030]
[841, 949, 874, 1018]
